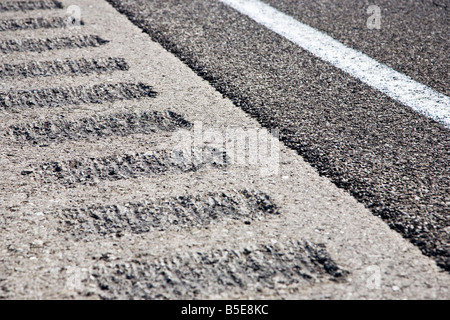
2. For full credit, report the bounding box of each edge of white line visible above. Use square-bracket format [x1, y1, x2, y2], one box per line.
[219, 0, 450, 128]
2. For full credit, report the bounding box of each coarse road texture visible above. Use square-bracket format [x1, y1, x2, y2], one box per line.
[0, 0, 448, 300]
[106, 0, 450, 271]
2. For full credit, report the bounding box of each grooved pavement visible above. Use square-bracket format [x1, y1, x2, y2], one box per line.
[0, 0, 448, 299]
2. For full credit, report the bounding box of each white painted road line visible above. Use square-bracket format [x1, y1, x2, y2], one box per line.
[219, 0, 450, 128]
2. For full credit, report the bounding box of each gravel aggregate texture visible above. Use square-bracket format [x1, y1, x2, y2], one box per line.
[106, 0, 450, 271]
[0, 57, 128, 79]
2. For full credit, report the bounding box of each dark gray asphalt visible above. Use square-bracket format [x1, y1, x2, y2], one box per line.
[0, 34, 109, 54]
[107, 0, 449, 270]
[0, 0, 63, 12]
[0, 82, 156, 109]
[264, 0, 449, 96]
[0, 57, 129, 80]
[0, 17, 68, 31]
[93, 239, 347, 300]
[53, 190, 280, 240]
[8, 110, 191, 144]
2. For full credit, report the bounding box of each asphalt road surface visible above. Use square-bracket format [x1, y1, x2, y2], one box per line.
[0, 0, 448, 299]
